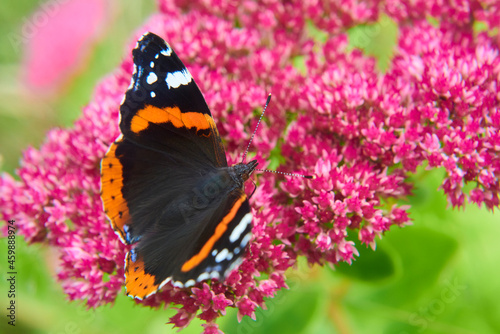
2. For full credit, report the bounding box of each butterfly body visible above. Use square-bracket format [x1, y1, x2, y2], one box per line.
[100, 32, 256, 299]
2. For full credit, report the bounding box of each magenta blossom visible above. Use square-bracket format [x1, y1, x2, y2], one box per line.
[21, 0, 109, 94]
[1, 0, 499, 333]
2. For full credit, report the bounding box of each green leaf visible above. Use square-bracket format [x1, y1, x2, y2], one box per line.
[347, 15, 398, 72]
[373, 226, 458, 305]
[334, 244, 396, 282]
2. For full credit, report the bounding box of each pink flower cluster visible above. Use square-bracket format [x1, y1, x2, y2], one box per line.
[1, 0, 499, 333]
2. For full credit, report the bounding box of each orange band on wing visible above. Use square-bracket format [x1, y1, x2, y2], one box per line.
[125, 252, 161, 299]
[181, 195, 246, 272]
[130, 105, 212, 133]
[184, 113, 213, 131]
[100, 140, 131, 242]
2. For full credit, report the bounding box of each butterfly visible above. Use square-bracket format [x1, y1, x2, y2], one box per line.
[100, 32, 257, 299]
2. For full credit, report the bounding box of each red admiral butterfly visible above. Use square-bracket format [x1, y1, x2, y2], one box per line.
[100, 32, 257, 299]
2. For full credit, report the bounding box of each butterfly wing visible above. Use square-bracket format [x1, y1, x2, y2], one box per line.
[120, 32, 227, 168]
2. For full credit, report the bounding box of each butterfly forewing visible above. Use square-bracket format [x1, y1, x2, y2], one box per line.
[120, 32, 227, 167]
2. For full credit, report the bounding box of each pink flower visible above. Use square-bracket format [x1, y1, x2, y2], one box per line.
[1, 0, 499, 333]
[235, 297, 258, 322]
[21, 0, 109, 94]
[201, 323, 224, 334]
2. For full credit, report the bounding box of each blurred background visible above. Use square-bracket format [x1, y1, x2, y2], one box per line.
[1, 1, 499, 333]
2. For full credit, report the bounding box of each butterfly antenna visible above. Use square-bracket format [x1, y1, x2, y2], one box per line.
[242, 94, 272, 163]
[242, 94, 315, 179]
[255, 169, 315, 179]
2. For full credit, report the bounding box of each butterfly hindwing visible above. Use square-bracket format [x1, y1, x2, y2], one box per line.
[125, 191, 253, 299]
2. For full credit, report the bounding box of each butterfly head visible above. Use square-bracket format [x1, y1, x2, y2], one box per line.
[230, 160, 258, 187]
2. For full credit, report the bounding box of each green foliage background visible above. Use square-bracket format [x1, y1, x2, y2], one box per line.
[1, 1, 499, 333]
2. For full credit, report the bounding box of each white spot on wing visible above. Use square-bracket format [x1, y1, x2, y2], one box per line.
[229, 213, 252, 243]
[215, 248, 229, 263]
[240, 232, 252, 248]
[150, 61, 155, 68]
[146, 72, 157, 84]
[184, 279, 195, 288]
[165, 69, 192, 89]
[197, 272, 210, 282]
[161, 45, 172, 56]
[150, 91, 156, 98]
